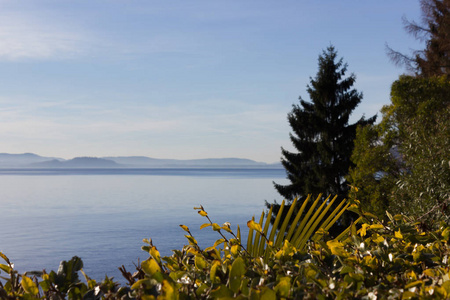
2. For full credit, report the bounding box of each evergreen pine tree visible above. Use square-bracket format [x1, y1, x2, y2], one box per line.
[272, 46, 376, 211]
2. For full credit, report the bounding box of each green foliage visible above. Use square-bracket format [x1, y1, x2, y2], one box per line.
[349, 75, 450, 224]
[347, 123, 399, 219]
[388, 76, 450, 223]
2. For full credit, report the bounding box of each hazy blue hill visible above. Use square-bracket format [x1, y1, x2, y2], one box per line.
[0, 153, 65, 167]
[0, 153, 282, 169]
[30, 157, 120, 168]
[103, 156, 175, 166]
[104, 156, 280, 168]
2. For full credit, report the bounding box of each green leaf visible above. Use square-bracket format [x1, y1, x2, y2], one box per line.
[194, 255, 206, 270]
[141, 259, 163, 282]
[275, 277, 291, 298]
[213, 238, 226, 248]
[39, 278, 51, 292]
[0, 263, 11, 273]
[21, 276, 39, 296]
[260, 286, 277, 300]
[131, 278, 151, 290]
[0, 252, 10, 264]
[185, 235, 198, 246]
[210, 285, 233, 298]
[364, 212, 378, 219]
[210, 260, 221, 283]
[229, 257, 246, 293]
[212, 223, 221, 231]
[160, 279, 177, 299]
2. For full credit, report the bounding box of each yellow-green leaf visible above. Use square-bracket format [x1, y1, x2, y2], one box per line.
[185, 235, 198, 246]
[247, 220, 262, 232]
[213, 238, 226, 248]
[364, 212, 378, 219]
[142, 259, 161, 275]
[371, 233, 385, 244]
[200, 223, 211, 230]
[395, 230, 404, 239]
[275, 277, 291, 298]
[405, 280, 423, 289]
[198, 210, 208, 217]
[401, 291, 416, 299]
[21, 276, 39, 296]
[369, 224, 384, 230]
[360, 224, 370, 237]
[210, 260, 221, 283]
[160, 280, 176, 300]
[195, 255, 207, 270]
[231, 245, 239, 257]
[423, 269, 438, 277]
[0, 252, 9, 264]
[229, 257, 246, 293]
[179, 225, 190, 232]
[260, 286, 277, 300]
[327, 240, 348, 257]
[150, 246, 161, 264]
[131, 278, 151, 290]
[222, 224, 232, 233]
[0, 264, 11, 273]
[210, 285, 233, 298]
[212, 223, 221, 231]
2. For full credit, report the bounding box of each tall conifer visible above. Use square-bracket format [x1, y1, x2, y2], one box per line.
[273, 46, 376, 204]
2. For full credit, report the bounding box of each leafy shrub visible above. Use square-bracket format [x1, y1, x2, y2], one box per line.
[2, 196, 450, 299]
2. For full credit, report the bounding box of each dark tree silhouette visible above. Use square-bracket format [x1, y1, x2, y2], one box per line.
[267, 46, 376, 232]
[387, 0, 450, 76]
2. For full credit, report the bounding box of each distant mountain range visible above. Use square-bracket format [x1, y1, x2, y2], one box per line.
[0, 153, 282, 169]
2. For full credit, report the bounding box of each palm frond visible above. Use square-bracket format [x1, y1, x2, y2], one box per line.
[247, 194, 349, 261]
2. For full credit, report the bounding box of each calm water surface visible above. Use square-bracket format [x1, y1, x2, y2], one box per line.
[0, 169, 286, 281]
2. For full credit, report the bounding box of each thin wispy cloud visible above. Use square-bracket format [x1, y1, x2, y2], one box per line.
[0, 12, 90, 61]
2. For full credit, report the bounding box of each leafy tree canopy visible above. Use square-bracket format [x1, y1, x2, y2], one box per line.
[349, 75, 450, 226]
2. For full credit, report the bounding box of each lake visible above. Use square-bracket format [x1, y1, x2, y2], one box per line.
[0, 168, 287, 281]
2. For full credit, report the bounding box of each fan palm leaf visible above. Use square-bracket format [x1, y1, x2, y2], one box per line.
[247, 194, 350, 260]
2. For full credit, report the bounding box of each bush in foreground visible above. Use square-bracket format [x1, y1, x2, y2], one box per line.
[2, 196, 450, 299]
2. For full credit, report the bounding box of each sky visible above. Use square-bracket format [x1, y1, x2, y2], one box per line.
[0, 1, 423, 163]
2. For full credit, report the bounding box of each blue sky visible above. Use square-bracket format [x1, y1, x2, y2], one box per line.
[0, 1, 422, 163]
